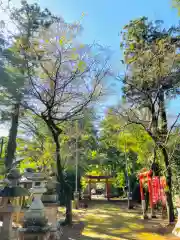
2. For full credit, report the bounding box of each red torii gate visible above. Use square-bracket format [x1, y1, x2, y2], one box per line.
[84, 175, 113, 200]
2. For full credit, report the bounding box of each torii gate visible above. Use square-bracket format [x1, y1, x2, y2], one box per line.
[84, 175, 113, 200]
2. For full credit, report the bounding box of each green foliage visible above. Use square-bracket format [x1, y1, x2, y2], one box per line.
[121, 18, 180, 108]
[114, 171, 125, 188]
[59, 170, 82, 205]
[168, 128, 180, 194]
[100, 111, 154, 166]
[59, 109, 98, 173]
[0, 0, 58, 170]
[16, 113, 55, 172]
[16, 109, 98, 175]
[172, 0, 180, 15]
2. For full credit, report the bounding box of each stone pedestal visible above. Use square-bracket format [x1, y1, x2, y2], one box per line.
[18, 229, 51, 240]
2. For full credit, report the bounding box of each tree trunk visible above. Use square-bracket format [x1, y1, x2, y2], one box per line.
[158, 92, 174, 223]
[50, 127, 73, 225]
[65, 190, 72, 225]
[0, 137, 4, 159]
[158, 92, 168, 133]
[161, 147, 175, 223]
[5, 102, 20, 170]
[151, 104, 158, 134]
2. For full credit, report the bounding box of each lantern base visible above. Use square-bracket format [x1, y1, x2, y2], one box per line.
[18, 228, 51, 240]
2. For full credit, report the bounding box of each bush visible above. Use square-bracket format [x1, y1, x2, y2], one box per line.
[132, 183, 141, 203]
[58, 170, 82, 206]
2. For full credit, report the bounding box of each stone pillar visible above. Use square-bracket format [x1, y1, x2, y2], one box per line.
[0, 168, 27, 240]
[73, 191, 79, 209]
[3, 212, 13, 238]
[0, 199, 22, 240]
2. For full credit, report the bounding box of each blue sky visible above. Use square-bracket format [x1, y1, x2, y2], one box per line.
[0, 0, 179, 136]
[36, 0, 178, 62]
[35, 0, 180, 114]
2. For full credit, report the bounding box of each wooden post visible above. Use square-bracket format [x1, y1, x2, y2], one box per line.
[107, 180, 110, 201]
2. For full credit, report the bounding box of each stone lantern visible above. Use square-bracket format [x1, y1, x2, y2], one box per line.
[0, 168, 29, 240]
[22, 173, 48, 229]
[41, 174, 59, 229]
[42, 175, 58, 203]
[18, 172, 55, 240]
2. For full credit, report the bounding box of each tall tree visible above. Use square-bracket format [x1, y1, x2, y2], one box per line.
[119, 17, 180, 222]
[15, 16, 109, 224]
[0, 0, 56, 170]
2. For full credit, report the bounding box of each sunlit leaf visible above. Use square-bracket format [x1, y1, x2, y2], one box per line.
[59, 36, 66, 46]
[77, 60, 86, 72]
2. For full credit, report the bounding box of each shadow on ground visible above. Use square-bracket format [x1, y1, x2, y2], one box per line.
[59, 201, 179, 240]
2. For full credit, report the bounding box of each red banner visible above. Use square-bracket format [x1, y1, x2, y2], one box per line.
[139, 171, 167, 207]
[152, 176, 159, 204]
[160, 176, 166, 206]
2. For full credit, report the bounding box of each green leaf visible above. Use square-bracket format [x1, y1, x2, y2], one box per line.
[129, 43, 135, 50]
[59, 36, 65, 46]
[77, 60, 86, 72]
[91, 150, 97, 159]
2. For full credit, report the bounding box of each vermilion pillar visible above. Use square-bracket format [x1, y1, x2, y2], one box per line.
[88, 180, 91, 200]
[147, 174, 153, 208]
[139, 176, 144, 200]
[106, 179, 110, 200]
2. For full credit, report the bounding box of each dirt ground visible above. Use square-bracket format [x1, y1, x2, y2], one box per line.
[59, 200, 180, 240]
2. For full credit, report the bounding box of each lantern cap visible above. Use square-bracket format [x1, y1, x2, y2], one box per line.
[0, 186, 30, 197]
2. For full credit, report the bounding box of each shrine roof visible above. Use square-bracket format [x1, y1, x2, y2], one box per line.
[85, 175, 113, 179]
